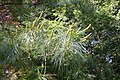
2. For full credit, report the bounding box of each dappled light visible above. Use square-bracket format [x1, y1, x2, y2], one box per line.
[0, 0, 120, 80]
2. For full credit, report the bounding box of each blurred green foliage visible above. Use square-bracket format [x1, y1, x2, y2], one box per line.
[0, 0, 120, 80]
